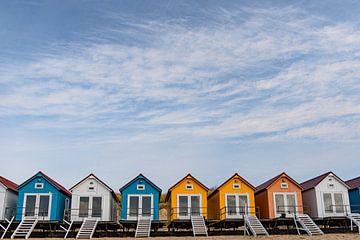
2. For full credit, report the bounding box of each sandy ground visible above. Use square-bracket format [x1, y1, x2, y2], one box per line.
[23, 235, 360, 240]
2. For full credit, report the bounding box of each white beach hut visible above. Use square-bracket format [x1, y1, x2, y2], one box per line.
[301, 172, 350, 218]
[0, 176, 18, 220]
[69, 173, 119, 222]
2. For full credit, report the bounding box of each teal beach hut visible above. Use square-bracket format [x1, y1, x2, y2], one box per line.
[346, 177, 360, 214]
[120, 174, 161, 220]
[15, 171, 71, 221]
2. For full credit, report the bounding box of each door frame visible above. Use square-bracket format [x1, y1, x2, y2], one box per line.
[127, 194, 154, 220]
[321, 192, 346, 217]
[176, 194, 202, 220]
[77, 195, 103, 220]
[224, 193, 250, 219]
[273, 192, 298, 218]
[22, 193, 52, 220]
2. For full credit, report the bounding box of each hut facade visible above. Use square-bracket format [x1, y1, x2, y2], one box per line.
[69, 173, 119, 222]
[0, 176, 18, 220]
[15, 171, 71, 221]
[208, 173, 255, 220]
[301, 172, 350, 218]
[119, 174, 161, 221]
[165, 174, 209, 221]
[346, 176, 360, 214]
[255, 172, 303, 219]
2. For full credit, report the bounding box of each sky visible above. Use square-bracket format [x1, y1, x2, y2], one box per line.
[0, 0, 360, 192]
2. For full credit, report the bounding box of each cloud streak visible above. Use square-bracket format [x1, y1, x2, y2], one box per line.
[1, 5, 360, 143]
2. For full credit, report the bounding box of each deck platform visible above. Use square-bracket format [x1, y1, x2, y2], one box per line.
[1, 217, 359, 237]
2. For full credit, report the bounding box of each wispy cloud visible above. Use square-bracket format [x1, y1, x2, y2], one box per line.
[1, 5, 360, 143]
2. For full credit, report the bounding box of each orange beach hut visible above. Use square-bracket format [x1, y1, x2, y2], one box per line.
[255, 172, 304, 219]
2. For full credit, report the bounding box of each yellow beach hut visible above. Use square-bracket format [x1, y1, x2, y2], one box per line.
[208, 173, 256, 220]
[165, 174, 209, 221]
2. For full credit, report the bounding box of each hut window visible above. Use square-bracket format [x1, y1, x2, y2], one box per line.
[88, 181, 95, 191]
[185, 184, 193, 190]
[280, 183, 288, 189]
[233, 184, 241, 189]
[137, 184, 145, 190]
[35, 183, 44, 189]
[327, 183, 335, 189]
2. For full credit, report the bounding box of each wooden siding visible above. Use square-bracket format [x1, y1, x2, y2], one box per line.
[120, 175, 161, 220]
[70, 176, 118, 222]
[255, 174, 303, 219]
[16, 173, 70, 221]
[167, 175, 208, 221]
[208, 174, 255, 220]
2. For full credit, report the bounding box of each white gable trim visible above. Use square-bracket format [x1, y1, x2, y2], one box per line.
[318, 173, 350, 190]
[70, 174, 113, 193]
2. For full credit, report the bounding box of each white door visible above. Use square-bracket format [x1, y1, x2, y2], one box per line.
[322, 192, 345, 216]
[23, 194, 51, 220]
[225, 194, 249, 219]
[274, 193, 297, 217]
[78, 196, 103, 219]
[127, 195, 153, 220]
[177, 195, 202, 219]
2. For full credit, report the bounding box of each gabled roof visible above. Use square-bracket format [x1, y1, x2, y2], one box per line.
[255, 172, 303, 194]
[346, 176, 360, 190]
[0, 176, 18, 192]
[301, 171, 350, 192]
[119, 174, 162, 194]
[208, 173, 255, 199]
[165, 174, 209, 202]
[70, 173, 119, 202]
[17, 171, 71, 197]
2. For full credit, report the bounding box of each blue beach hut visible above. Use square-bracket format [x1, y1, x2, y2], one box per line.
[119, 174, 161, 220]
[15, 171, 71, 221]
[346, 177, 360, 214]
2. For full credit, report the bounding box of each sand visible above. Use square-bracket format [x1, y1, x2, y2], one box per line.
[24, 235, 360, 240]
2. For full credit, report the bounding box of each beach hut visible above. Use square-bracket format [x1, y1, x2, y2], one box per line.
[346, 176, 360, 214]
[208, 173, 256, 220]
[69, 173, 120, 222]
[165, 174, 209, 221]
[301, 172, 350, 218]
[119, 174, 161, 221]
[0, 176, 18, 220]
[15, 171, 71, 221]
[255, 172, 303, 219]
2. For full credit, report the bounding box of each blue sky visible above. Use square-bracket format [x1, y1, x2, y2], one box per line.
[0, 0, 360, 191]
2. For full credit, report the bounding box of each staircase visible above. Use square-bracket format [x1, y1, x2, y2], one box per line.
[244, 215, 269, 236]
[11, 217, 38, 239]
[60, 219, 74, 239]
[347, 213, 360, 234]
[294, 214, 323, 236]
[1, 216, 15, 239]
[135, 217, 151, 238]
[76, 219, 98, 239]
[191, 215, 208, 237]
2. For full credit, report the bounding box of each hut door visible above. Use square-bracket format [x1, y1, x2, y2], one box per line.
[24, 195, 36, 217]
[79, 197, 90, 218]
[190, 195, 201, 216]
[142, 196, 152, 217]
[274, 193, 297, 217]
[178, 196, 189, 218]
[23, 194, 51, 220]
[91, 197, 102, 218]
[128, 196, 139, 219]
[225, 194, 249, 219]
[322, 192, 345, 216]
[177, 195, 201, 219]
[128, 195, 153, 220]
